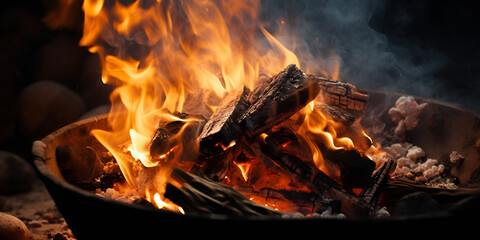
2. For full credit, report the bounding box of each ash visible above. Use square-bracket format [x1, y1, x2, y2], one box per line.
[388, 96, 428, 139]
[380, 96, 460, 189]
[95, 187, 139, 204]
[371, 142, 457, 189]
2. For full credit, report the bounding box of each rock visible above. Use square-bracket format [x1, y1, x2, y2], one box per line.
[18, 80, 86, 140]
[0, 212, 30, 240]
[0, 151, 37, 195]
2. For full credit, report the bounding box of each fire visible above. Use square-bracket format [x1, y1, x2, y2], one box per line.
[77, 0, 303, 207]
[61, 0, 371, 212]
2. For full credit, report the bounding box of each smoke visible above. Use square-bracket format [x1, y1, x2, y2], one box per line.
[259, 0, 449, 104]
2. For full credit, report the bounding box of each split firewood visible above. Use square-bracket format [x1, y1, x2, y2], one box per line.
[257, 134, 373, 217]
[313, 76, 369, 111]
[197, 86, 251, 157]
[164, 168, 281, 216]
[360, 157, 397, 207]
[240, 64, 321, 137]
[234, 186, 341, 216]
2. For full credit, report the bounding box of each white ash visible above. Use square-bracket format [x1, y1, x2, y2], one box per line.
[388, 96, 428, 138]
[449, 151, 464, 165]
[406, 146, 425, 161]
[373, 206, 390, 218]
[96, 187, 140, 204]
[379, 143, 458, 189]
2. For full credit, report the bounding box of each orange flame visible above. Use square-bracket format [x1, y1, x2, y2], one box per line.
[78, 0, 307, 208]
[46, 0, 360, 211]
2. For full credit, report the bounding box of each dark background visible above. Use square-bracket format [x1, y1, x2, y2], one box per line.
[1, 0, 480, 159]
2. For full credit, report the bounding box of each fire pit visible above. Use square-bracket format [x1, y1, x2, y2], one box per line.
[32, 89, 480, 239]
[30, 0, 480, 238]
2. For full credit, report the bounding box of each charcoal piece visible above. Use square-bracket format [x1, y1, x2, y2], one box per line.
[241, 64, 320, 137]
[164, 168, 281, 216]
[198, 86, 251, 157]
[321, 148, 376, 189]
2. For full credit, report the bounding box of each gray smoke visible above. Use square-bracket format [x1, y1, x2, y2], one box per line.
[259, 0, 448, 103]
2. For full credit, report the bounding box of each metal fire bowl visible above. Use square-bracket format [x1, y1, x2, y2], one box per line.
[32, 90, 480, 239]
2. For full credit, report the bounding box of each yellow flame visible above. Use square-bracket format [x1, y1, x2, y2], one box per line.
[234, 161, 252, 182]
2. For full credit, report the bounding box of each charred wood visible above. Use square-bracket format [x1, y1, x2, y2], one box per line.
[313, 76, 369, 111]
[198, 86, 251, 157]
[320, 148, 375, 189]
[241, 64, 320, 137]
[316, 104, 355, 128]
[164, 168, 281, 216]
[269, 127, 375, 189]
[360, 157, 397, 207]
[258, 133, 373, 217]
[150, 112, 188, 160]
[150, 111, 205, 162]
[234, 186, 341, 216]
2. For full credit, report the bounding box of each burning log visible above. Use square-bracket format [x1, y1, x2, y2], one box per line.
[234, 186, 341, 216]
[257, 134, 373, 217]
[269, 127, 375, 189]
[164, 168, 281, 216]
[360, 157, 397, 207]
[198, 86, 251, 157]
[241, 64, 320, 137]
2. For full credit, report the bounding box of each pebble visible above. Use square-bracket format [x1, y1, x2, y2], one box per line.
[0, 212, 30, 240]
[28, 220, 42, 228]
